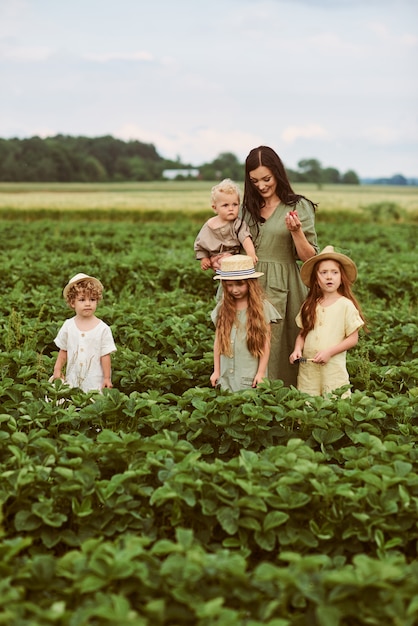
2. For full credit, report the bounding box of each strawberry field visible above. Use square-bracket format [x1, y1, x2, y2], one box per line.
[0, 202, 417, 625]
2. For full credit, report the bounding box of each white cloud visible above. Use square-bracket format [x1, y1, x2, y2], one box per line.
[361, 126, 403, 145]
[84, 51, 155, 63]
[0, 44, 52, 61]
[114, 124, 263, 164]
[401, 33, 418, 46]
[368, 20, 418, 47]
[282, 125, 330, 144]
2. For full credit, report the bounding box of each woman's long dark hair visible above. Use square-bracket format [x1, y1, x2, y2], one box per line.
[242, 146, 317, 236]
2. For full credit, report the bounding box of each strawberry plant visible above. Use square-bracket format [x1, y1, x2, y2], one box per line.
[0, 211, 417, 625]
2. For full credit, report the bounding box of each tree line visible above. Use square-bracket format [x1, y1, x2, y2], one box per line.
[0, 135, 360, 184]
[197, 152, 360, 185]
[0, 135, 167, 182]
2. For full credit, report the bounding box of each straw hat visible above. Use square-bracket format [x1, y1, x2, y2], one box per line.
[213, 254, 264, 280]
[300, 246, 357, 286]
[63, 273, 104, 298]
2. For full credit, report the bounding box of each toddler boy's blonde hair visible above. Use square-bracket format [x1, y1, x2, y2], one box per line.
[211, 178, 241, 205]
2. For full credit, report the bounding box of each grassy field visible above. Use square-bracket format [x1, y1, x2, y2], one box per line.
[0, 181, 417, 213]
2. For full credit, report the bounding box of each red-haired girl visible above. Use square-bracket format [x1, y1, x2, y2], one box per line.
[210, 255, 281, 391]
[289, 246, 367, 396]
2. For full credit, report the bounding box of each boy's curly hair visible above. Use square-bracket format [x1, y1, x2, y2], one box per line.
[211, 178, 241, 205]
[65, 279, 103, 307]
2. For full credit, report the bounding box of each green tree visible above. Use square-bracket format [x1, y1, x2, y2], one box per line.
[297, 158, 323, 187]
[199, 152, 242, 181]
[342, 169, 360, 185]
[82, 156, 107, 182]
[322, 167, 341, 184]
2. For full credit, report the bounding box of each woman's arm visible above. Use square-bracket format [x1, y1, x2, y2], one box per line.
[285, 199, 318, 262]
[289, 225, 317, 261]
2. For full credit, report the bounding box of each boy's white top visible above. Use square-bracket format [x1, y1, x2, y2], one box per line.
[54, 317, 117, 392]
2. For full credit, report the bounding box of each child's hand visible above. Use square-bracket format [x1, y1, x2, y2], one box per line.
[210, 372, 219, 387]
[200, 258, 212, 271]
[252, 373, 265, 387]
[102, 378, 113, 389]
[312, 350, 332, 365]
[50, 373, 65, 382]
[289, 350, 302, 364]
[210, 252, 233, 271]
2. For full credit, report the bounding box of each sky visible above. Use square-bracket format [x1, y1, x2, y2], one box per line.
[1, 0, 417, 179]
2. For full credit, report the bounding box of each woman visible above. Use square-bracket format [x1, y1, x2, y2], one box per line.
[241, 146, 318, 386]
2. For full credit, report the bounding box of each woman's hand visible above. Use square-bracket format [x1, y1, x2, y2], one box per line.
[285, 210, 301, 233]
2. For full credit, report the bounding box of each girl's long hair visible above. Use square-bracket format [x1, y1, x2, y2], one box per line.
[242, 146, 317, 237]
[300, 261, 368, 338]
[216, 279, 269, 357]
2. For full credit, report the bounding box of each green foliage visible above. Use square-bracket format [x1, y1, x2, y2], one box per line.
[0, 135, 165, 183]
[0, 214, 417, 625]
[363, 201, 406, 222]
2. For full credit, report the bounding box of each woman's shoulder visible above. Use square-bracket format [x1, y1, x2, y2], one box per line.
[295, 196, 316, 212]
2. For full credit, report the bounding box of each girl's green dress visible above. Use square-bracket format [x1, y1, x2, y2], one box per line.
[211, 300, 281, 392]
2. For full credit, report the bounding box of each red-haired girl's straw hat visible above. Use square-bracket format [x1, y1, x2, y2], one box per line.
[300, 245, 357, 286]
[213, 254, 264, 280]
[63, 273, 103, 298]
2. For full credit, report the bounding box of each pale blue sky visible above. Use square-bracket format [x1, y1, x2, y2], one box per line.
[1, 0, 417, 177]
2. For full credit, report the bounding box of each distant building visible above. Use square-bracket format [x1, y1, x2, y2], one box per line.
[163, 168, 200, 180]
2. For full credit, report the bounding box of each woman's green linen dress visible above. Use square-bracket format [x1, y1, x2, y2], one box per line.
[248, 198, 318, 387]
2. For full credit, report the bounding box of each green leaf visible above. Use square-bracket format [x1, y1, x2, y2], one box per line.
[14, 510, 42, 531]
[263, 511, 289, 532]
[216, 507, 239, 535]
[315, 605, 342, 626]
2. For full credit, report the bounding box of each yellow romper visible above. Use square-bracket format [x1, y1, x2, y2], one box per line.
[296, 297, 364, 397]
